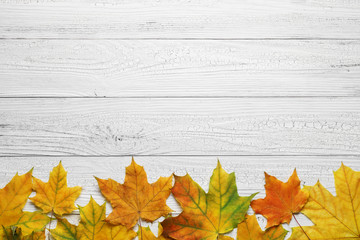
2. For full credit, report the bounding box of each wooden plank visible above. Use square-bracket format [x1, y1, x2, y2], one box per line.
[0, 97, 359, 156]
[0, 0, 359, 39]
[0, 156, 356, 217]
[1, 40, 360, 97]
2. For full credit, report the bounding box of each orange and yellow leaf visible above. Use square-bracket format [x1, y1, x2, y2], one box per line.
[137, 224, 170, 240]
[96, 158, 173, 228]
[107, 224, 136, 240]
[237, 215, 287, 240]
[251, 170, 308, 228]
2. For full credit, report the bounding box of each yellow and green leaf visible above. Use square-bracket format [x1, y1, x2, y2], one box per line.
[161, 161, 256, 240]
[13, 212, 49, 236]
[77, 197, 136, 240]
[51, 218, 79, 240]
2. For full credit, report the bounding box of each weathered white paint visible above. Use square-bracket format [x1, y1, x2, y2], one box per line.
[0, 0, 360, 39]
[1, 40, 360, 97]
[0, 98, 359, 156]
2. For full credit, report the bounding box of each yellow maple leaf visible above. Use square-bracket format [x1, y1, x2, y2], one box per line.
[77, 197, 136, 240]
[22, 231, 45, 240]
[137, 224, 170, 240]
[30, 162, 82, 216]
[237, 215, 287, 240]
[107, 224, 137, 240]
[96, 158, 173, 228]
[0, 170, 33, 237]
[2, 227, 45, 240]
[13, 212, 49, 236]
[50, 218, 79, 240]
[290, 163, 360, 239]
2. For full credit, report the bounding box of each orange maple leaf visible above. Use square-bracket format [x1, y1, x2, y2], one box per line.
[251, 169, 308, 228]
[30, 162, 82, 216]
[96, 158, 173, 228]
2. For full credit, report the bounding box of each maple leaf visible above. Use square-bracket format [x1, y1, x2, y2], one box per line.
[219, 236, 235, 240]
[161, 161, 256, 240]
[2, 227, 45, 240]
[107, 224, 137, 240]
[22, 231, 45, 240]
[30, 162, 82, 216]
[237, 215, 287, 240]
[289, 163, 360, 239]
[51, 218, 79, 240]
[12, 212, 49, 236]
[77, 196, 136, 240]
[96, 158, 173, 228]
[0, 170, 33, 237]
[137, 224, 170, 240]
[251, 169, 308, 228]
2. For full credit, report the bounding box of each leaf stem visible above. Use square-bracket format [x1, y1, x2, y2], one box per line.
[48, 210, 54, 238]
[292, 213, 310, 240]
[138, 218, 142, 239]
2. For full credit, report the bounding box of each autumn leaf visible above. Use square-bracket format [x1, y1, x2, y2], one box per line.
[251, 170, 308, 228]
[77, 197, 108, 240]
[161, 161, 256, 240]
[137, 224, 170, 240]
[219, 236, 235, 240]
[289, 163, 360, 239]
[138, 227, 158, 240]
[51, 218, 79, 240]
[2, 226, 20, 240]
[13, 212, 49, 236]
[2, 227, 45, 240]
[77, 197, 136, 240]
[0, 170, 33, 237]
[22, 231, 45, 240]
[96, 158, 173, 228]
[30, 162, 82, 216]
[237, 215, 287, 240]
[107, 224, 137, 240]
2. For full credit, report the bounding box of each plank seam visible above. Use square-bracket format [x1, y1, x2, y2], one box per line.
[1, 38, 360, 41]
[1, 154, 360, 157]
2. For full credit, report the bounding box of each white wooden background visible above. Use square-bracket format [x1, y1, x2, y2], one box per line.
[1, 0, 360, 238]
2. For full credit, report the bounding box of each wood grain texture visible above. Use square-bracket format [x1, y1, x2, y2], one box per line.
[0, 98, 359, 156]
[1, 40, 360, 97]
[0, 0, 360, 39]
